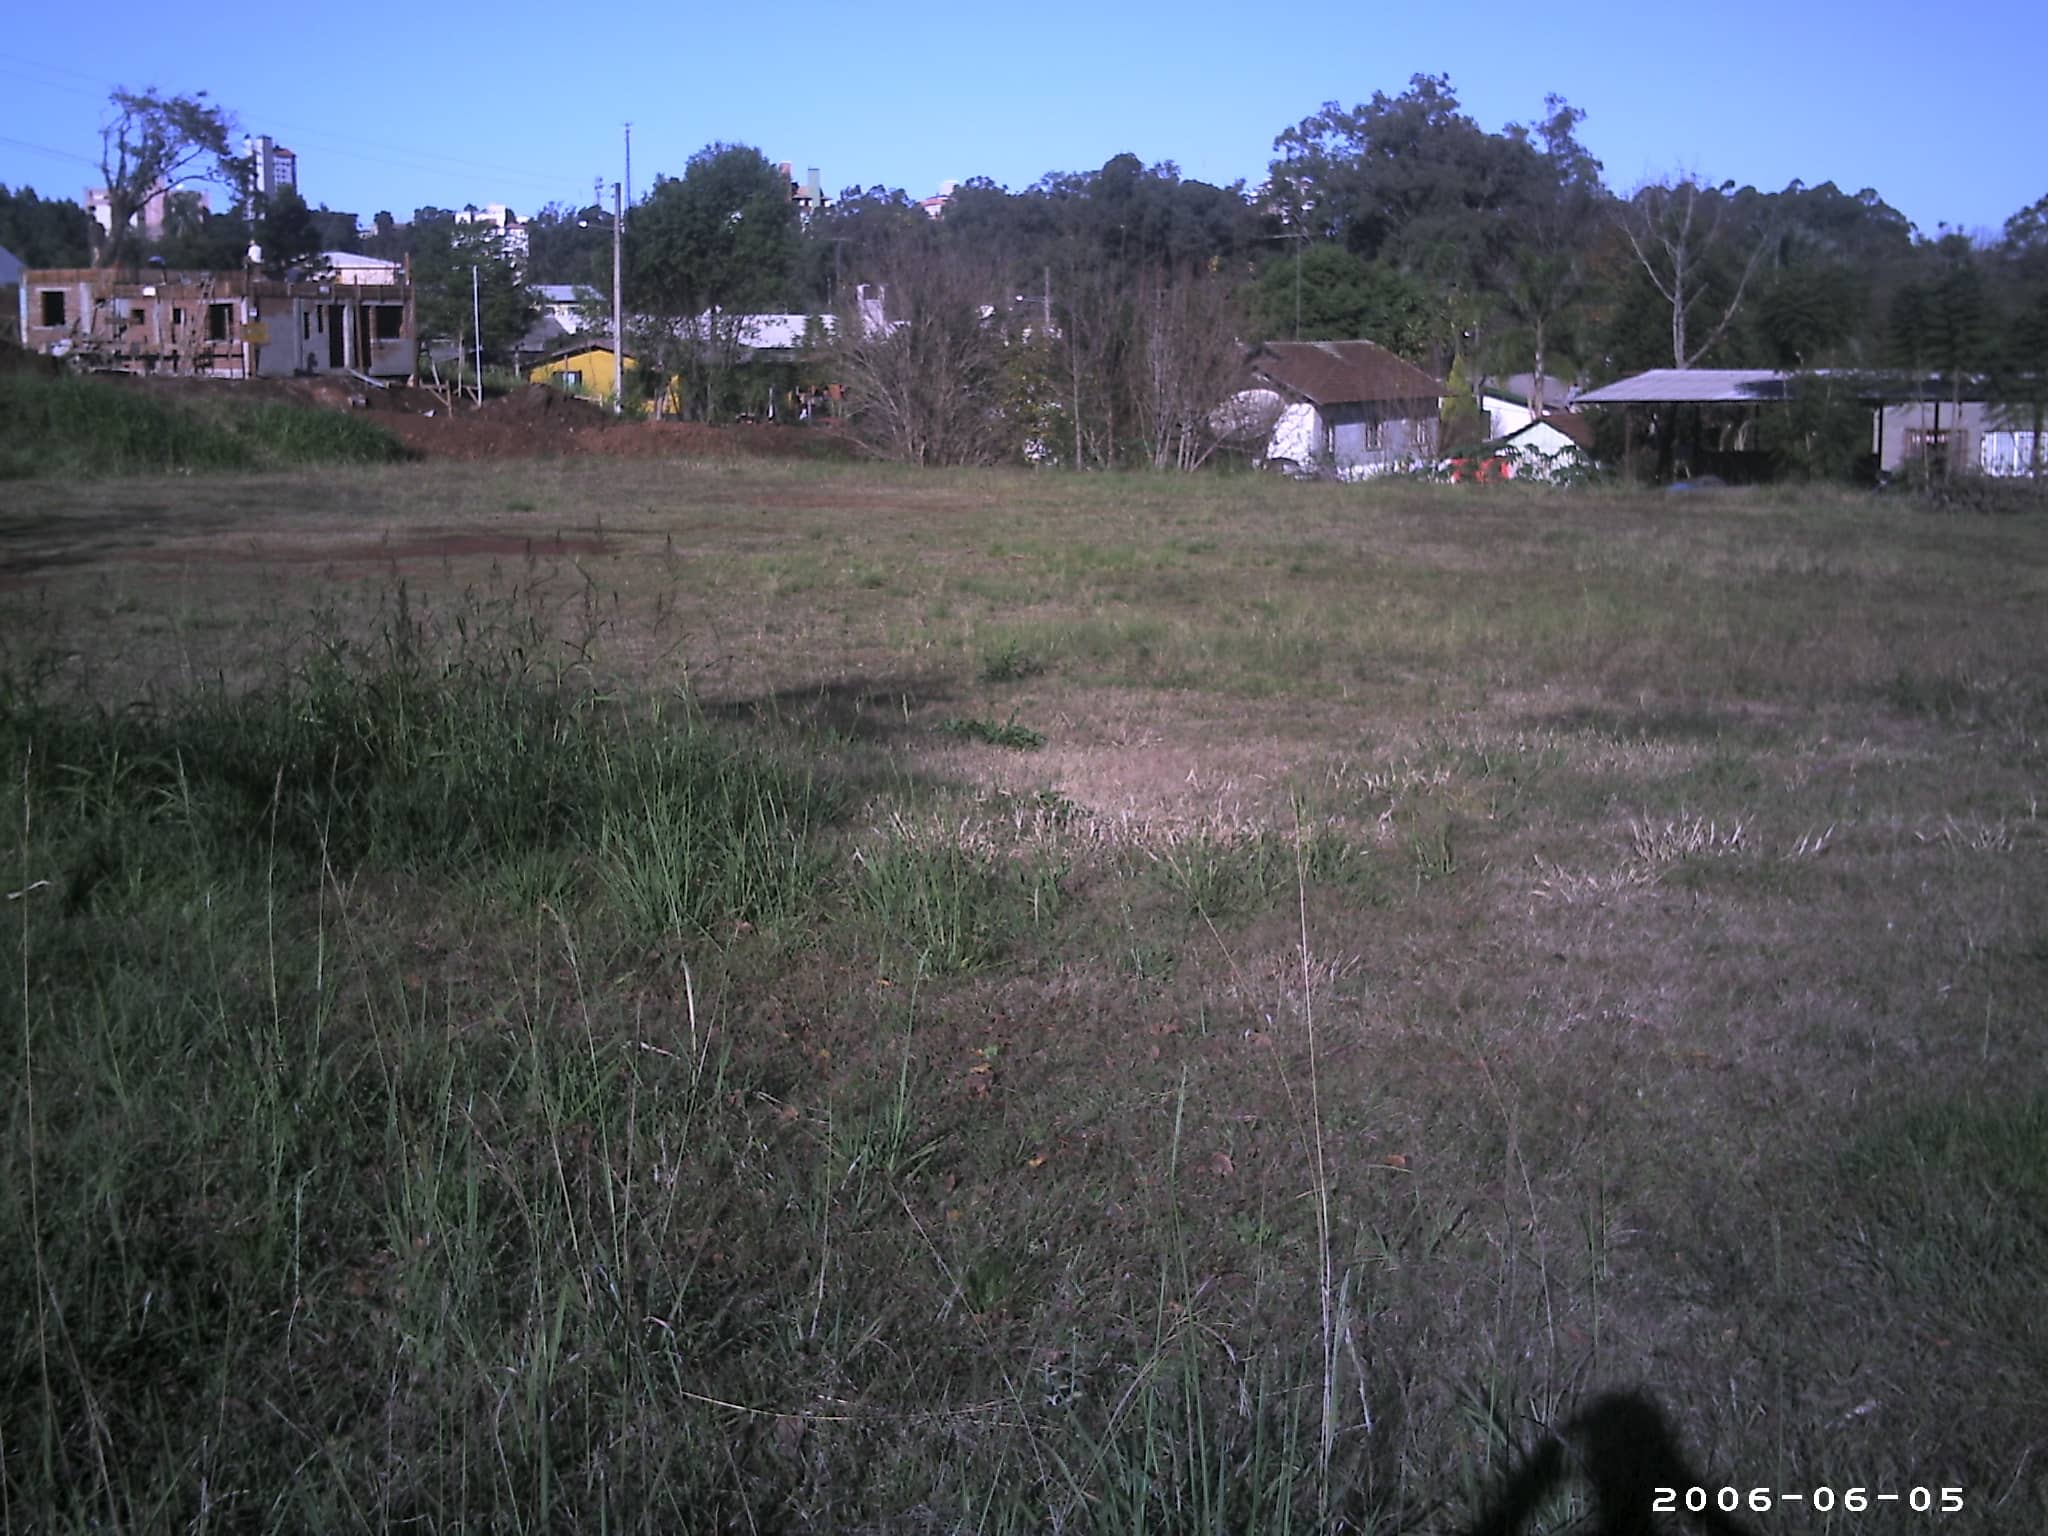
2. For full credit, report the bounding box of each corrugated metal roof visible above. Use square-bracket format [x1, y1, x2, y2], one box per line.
[1577, 369, 1791, 404]
[1250, 340, 1443, 406]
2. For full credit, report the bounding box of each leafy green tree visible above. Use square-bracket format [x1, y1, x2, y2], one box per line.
[2000, 192, 2048, 288]
[1492, 97, 1605, 410]
[1439, 353, 1489, 452]
[524, 201, 614, 287]
[1992, 288, 2048, 478]
[1253, 243, 1435, 358]
[308, 207, 360, 254]
[623, 144, 799, 418]
[628, 144, 796, 320]
[252, 186, 323, 276]
[360, 211, 402, 261]
[154, 205, 252, 270]
[1270, 74, 1546, 296]
[1888, 236, 1992, 479]
[0, 185, 96, 266]
[797, 185, 926, 307]
[94, 88, 242, 268]
[1750, 259, 1860, 367]
[411, 223, 534, 365]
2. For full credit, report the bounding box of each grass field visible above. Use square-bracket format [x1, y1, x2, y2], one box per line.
[1, 458, 2043, 1532]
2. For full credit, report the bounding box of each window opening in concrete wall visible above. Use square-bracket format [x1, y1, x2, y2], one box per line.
[372, 304, 403, 340]
[208, 303, 232, 341]
[40, 291, 65, 326]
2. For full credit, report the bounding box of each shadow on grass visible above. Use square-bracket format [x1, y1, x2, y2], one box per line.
[699, 671, 961, 746]
[1461, 1390, 1756, 1536]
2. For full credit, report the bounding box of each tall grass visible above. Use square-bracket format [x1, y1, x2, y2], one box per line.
[0, 371, 406, 478]
[0, 606, 1406, 1531]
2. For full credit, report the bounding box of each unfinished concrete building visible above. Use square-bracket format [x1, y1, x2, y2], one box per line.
[17, 268, 415, 381]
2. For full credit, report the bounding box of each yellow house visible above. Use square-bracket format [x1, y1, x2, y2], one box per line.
[528, 339, 637, 403]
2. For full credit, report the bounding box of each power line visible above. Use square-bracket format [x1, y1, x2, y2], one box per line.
[0, 53, 599, 201]
[0, 134, 98, 169]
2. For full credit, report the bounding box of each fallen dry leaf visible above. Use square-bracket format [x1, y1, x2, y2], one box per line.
[1209, 1151, 1236, 1176]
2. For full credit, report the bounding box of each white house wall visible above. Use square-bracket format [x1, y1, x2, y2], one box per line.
[1870, 400, 2048, 478]
[1482, 393, 1535, 439]
[1267, 402, 1321, 467]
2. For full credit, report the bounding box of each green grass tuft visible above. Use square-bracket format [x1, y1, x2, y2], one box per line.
[936, 713, 1046, 750]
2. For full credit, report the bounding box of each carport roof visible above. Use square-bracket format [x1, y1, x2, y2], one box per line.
[1577, 369, 1791, 404]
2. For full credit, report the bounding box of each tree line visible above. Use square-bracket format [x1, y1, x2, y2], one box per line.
[7, 78, 2047, 471]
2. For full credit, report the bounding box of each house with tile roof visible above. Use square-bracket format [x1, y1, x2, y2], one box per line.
[1234, 339, 1444, 479]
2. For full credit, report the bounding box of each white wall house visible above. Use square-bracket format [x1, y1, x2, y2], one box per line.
[1235, 340, 1443, 479]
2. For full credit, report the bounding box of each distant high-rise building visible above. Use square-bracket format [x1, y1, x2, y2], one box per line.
[778, 163, 827, 223]
[244, 135, 298, 201]
[85, 182, 210, 238]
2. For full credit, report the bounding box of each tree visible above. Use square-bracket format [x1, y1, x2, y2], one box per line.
[0, 184, 95, 266]
[2000, 192, 2048, 288]
[94, 88, 241, 268]
[796, 185, 926, 308]
[411, 223, 534, 367]
[1750, 258, 1860, 367]
[1618, 176, 1770, 368]
[1992, 288, 2048, 478]
[1888, 235, 1992, 480]
[626, 144, 799, 418]
[1252, 243, 1435, 357]
[252, 186, 322, 276]
[1496, 96, 1605, 411]
[1271, 74, 1547, 297]
[154, 204, 252, 270]
[1439, 354, 1490, 452]
[524, 201, 614, 287]
[1131, 269, 1248, 471]
[831, 232, 1007, 466]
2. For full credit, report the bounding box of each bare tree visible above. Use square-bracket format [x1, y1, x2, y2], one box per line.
[95, 88, 241, 268]
[1620, 177, 1769, 369]
[832, 237, 1007, 466]
[1132, 271, 1250, 471]
[1055, 263, 1135, 469]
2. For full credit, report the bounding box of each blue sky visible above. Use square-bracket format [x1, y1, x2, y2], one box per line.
[2, 2, 2040, 239]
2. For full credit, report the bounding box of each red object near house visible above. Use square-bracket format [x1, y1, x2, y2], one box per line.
[1447, 455, 1517, 483]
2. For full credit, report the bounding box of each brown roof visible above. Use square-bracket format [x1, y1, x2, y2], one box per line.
[1248, 340, 1443, 406]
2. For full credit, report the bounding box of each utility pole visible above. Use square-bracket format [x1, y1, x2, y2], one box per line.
[1265, 229, 1310, 341]
[624, 123, 632, 213]
[471, 264, 483, 405]
[611, 180, 624, 416]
